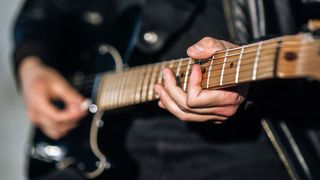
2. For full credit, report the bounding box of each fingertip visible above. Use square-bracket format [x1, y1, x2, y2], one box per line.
[154, 85, 162, 97]
[158, 101, 166, 109]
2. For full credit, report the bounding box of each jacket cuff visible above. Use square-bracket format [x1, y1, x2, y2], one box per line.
[13, 41, 53, 87]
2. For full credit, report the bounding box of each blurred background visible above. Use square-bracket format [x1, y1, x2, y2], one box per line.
[0, 0, 30, 179]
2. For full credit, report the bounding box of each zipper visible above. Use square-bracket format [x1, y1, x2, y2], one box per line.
[261, 119, 297, 180]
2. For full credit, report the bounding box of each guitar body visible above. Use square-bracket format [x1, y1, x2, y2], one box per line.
[26, 8, 141, 179]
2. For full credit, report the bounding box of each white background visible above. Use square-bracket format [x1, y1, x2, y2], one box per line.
[0, 0, 30, 179]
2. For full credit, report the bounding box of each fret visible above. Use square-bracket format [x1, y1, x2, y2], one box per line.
[124, 69, 135, 106]
[255, 41, 278, 80]
[118, 70, 129, 106]
[128, 68, 139, 105]
[135, 66, 146, 104]
[157, 62, 167, 84]
[109, 73, 118, 108]
[98, 74, 109, 108]
[104, 74, 114, 109]
[220, 50, 229, 86]
[175, 58, 183, 77]
[123, 69, 132, 105]
[237, 45, 259, 84]
[141, 65, 153, 102]
[148, 63, 161, 101]
[169, 60, 174, 68]
[206, 57, 214, 88]
[252, 42, 263, 80]
[112, 72, 123, 107]
[235, 46, 245, 83]
[183, 58, 193, 91]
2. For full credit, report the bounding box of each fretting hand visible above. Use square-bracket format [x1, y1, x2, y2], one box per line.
[154, 37, 248, 122]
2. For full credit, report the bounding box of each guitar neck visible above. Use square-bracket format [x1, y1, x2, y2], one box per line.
[94, 33, 320, 111]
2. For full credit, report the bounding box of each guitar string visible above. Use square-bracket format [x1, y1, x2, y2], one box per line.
[75, 48, 318, 94]
[75, 41, 316, 91]
[100, 69, 276, 107]
[73, 40, 315, 87]
[79, 59, 275, 96]
[75, 52, 276, 92]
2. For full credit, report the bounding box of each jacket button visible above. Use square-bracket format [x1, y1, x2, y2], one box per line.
[143, 31, 158, 44]
[83, 11, 103, 26]
[98, 44, 109, 55]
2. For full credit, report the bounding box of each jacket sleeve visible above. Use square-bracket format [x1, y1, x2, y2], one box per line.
[12, 0, 67, 83]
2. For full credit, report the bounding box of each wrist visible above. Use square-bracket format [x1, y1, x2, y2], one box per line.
[19, 56, 44, 79]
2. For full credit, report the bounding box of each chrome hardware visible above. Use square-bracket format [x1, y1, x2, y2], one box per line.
[143, 31, 159, 44]
[31, 143, 67, 162]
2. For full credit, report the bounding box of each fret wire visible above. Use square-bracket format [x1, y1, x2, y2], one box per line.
[119, 70, 128, 105]
[105, 74, 114, 108]
[112, 73, 121, 107]
[206, 55, 214, 88]
[148, 64, 160, 101]
[175, 58, 184, 77]
[124, 69, 134, 105]
[107, 73, 116, 108]
[158, 62, 166, 84]
[130, 69, 138, 105]
[235, 46, 245, 84]
[98, 74, 107, 107]
[141, 65, 153, 102]
[183, 58, 193, 91]
[220, 49, 229, 86]
[135, 67, 145, 104]
[169, 60, 174, 68]
[252, 42, 263, 80]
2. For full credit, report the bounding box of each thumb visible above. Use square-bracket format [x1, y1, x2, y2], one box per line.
[51, 81, 85, 109]
[187, 37, 226, 59]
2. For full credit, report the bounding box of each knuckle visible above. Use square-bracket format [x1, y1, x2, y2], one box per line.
[224, 107, 238, 117]
[178, 104, 189, 112]
[202, 36, 214, 42]
[179, 114, 191, 122]
[186, 98, 198, 108]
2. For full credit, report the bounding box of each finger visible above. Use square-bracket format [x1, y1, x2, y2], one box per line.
[158, 100, 166, 109]
[51, 81, 86, 110]
[187, 64, 241, 108]
[156, 84, 227, 122]
[187, 37, 226, 59]
[37, 113, 78, 140]
[36, 95, 86, 123]
[162, 68, 187, 106]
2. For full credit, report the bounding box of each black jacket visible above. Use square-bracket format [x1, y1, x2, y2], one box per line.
[13, 0, 320, 180]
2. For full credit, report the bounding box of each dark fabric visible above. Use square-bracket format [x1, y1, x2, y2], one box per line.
[33, 168, 85, 180]
[12, 0, 319, 179]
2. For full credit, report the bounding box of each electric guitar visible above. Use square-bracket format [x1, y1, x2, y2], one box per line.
[27, 31, 320, 179]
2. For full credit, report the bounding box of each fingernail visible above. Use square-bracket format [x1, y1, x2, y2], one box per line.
[154, 86, 161, 97]
[80, 99, 92, 110]
[162, 70, 167, 80]
[191, 44, 204, 52]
